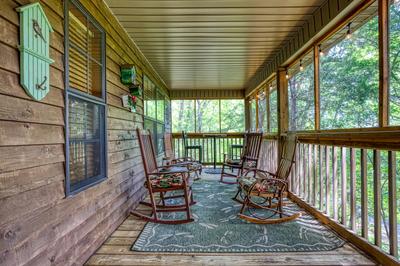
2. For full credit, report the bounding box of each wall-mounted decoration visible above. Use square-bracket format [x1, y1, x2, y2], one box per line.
[17, 3, 54, 101]
[121, 94, 137, 112]
[129, 84, 142, 97]
[120, 64, 136, 85]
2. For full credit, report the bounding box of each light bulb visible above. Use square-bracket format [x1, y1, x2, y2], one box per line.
[285, 72, 289, 79]
[346, 22, 352, 39]
[299, 60, 304, 71]
[318, 44, 324, 56]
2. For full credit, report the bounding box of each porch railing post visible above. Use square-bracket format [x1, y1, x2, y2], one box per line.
[277, 68, 289, 160]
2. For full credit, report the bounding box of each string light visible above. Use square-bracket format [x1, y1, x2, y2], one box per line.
[269, 84, 273, 90]
[285, 70, 289, 79]
[299, 59, 304, 71]
[346, 22, 352, 39]
[318, 44, 324, 56]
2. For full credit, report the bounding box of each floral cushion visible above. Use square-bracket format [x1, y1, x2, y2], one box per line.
[243, 160, 256, 168]
[238, 176, 278, 194]
[147, 173, 183, 188]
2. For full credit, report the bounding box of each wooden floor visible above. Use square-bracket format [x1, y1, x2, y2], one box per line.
[85, 214, 377, 266]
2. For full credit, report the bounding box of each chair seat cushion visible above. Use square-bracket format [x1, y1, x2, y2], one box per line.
[238, 176, 277, 194]
[225, 158, 241, 165]
[148, 173, 183, 188]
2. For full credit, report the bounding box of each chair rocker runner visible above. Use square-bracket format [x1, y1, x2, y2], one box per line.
[235, 133, 301, 224]
[220, 132, 263, 184]
[132, 129, 195, 224]
[163, 132, 202, 179]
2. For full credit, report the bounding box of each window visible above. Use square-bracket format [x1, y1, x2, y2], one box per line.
[171, 99, 245, 133]
[65, 0, 106, 195]
[196, 100, 220, 132]
[249, 98, 256, 131]
[288, 51, 315, 131]
[171, 100, 195, 132]
[319, 4, 379, 129]
[257, 88, 267, 132]
[269, 80, 278, 133]
[220, 99, 245, 132]
[390, 1, 400, 125]
[143, 75, 169, 155]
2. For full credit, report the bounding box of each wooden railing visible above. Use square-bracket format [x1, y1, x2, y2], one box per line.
[172, 133, 245, 165]
[284, 131, 400, 264]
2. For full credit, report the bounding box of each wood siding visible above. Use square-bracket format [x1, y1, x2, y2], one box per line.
[0, 0, 168, 265]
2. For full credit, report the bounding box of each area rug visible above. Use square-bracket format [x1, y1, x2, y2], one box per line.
[132, 180, 345, 253]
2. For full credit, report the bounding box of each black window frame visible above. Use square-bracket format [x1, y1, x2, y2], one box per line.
[64, 0, 107, 196]
[143, 75, 168, 155]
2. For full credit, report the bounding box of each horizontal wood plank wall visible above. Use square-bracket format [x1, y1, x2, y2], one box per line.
[0, 0, 168, 265]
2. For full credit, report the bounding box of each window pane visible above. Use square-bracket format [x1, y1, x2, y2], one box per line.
[257, 90, 267, 132]
[390, 1, 400, 125]
[88, 59, 102, 97]
[69, 46, 88, 93]
[220, 99, 245, 132]
[320, 4, 378, 129]
[69, 4, 87, 51]
[157, 123, 165, 154]
[88, 20, 102, 63]
[288, 52, 315, 131]
[269, 81, 278, 133]
[156, 90, 165, 121]
[196, 100, 220, 132]
[250, 99, 256, 131]
[68, 96, 103, 190]
[144, 76, 156, 118]
[171, 100, 195, 132]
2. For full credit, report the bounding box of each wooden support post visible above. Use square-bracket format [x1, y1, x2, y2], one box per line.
[373, 150, 382, 247]
[313, 45, 320, 130]
[388, 151, 398, 257]
[378, 0, 389, 127]
[277, 68, 289, 159]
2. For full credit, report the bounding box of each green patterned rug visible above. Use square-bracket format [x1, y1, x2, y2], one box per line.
[132, 180, 345, 253]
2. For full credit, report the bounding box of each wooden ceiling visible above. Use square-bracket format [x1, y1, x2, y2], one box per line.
[105, 0, 326, 90]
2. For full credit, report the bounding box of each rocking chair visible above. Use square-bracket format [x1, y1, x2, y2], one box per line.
[131, 129, 195, 224]
[220, 132, 263, 184]
[163, 132, 202, 179]
[235, 133, 301, 224]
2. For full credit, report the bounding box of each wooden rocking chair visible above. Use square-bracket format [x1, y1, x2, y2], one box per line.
[235, 133, 301, 224]
[163, 132, 202, 179]
[131, 129, 195, 224]
[220, 132, 263, 184]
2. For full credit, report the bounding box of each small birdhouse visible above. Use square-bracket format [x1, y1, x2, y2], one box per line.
[120, 64, 136, 85]
[17, 3, 54, 101]
[129, 84, 142, 97]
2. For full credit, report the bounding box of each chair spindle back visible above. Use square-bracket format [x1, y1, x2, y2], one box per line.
[242, 132, 263, 162]
[164, 132, 174, 159]
[275, 133, 297, 180]
[137, 129, 158, 175]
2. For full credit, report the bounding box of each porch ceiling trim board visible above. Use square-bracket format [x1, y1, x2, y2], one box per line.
[105, 0, 326, 90]
[245, 0, 366, 96]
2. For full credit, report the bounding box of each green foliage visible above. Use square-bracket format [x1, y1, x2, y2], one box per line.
[320, 16, 379, 129]
[171, 99, 245, 133]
